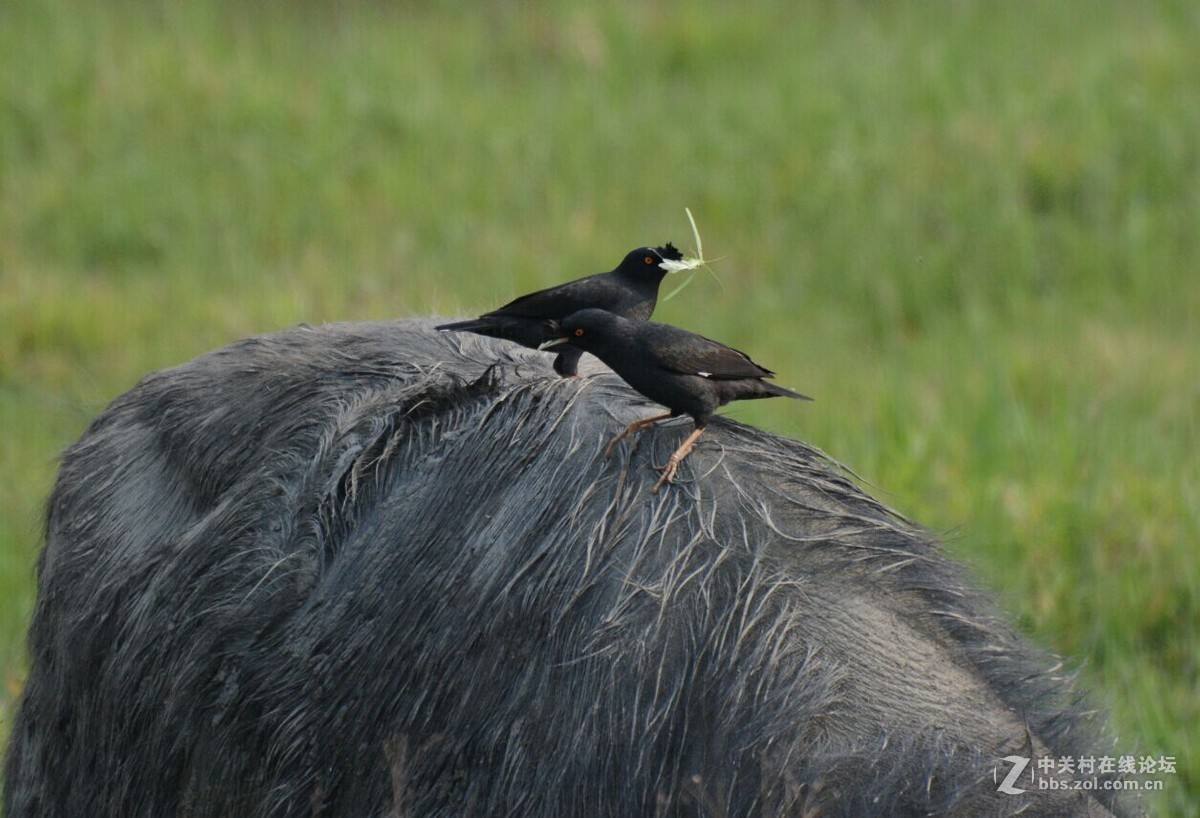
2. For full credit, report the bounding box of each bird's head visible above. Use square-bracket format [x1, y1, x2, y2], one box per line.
[614, 243, 688, 277]
[539, 309, 625, 353]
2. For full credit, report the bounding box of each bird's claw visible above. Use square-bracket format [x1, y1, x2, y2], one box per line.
[651, 459, 681, 493]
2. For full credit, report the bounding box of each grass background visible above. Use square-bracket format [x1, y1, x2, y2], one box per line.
[1, 0, 1196, 813]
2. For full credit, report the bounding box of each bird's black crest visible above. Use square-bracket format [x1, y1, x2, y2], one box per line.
[656, 242, 683, 261]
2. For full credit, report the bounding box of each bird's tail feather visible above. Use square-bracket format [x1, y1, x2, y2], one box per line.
[763, 381, 813, 401]
[435, 319, 491, 333]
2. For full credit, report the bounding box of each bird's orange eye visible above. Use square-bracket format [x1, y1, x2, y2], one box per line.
[644, 255, 655, 265]
[574, 328, 585, 337]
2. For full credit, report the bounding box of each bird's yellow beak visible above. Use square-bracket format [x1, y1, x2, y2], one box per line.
[538, 337, 571, 351]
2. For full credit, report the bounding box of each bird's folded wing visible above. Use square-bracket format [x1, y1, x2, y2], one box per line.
[487, 274, 612, 319]
[653, 334, 775, 379]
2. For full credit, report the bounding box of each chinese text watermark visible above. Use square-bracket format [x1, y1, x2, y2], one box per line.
[995, 754, 1175, 795]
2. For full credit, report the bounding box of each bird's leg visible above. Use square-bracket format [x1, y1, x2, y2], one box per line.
[604, 412, 675, 459]
[652, 425, 707, 493]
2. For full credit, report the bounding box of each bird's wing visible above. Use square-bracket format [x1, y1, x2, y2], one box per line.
[648, 327, 776, 380]
[486, 274, 618, 319]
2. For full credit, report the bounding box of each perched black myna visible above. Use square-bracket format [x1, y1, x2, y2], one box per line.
[544, 309, 811, 492]
[437, 244, 691, 377]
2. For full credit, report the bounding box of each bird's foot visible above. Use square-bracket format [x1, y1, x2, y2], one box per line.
[649, 425, 706, 493]
[605, 413, 673, 459]
[651, 459, 681, 493]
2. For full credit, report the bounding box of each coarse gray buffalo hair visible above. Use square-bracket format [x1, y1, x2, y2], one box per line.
[5, 320, 1133, 817]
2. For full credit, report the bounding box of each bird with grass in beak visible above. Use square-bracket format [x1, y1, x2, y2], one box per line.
[437, 244, 697, 377]
[543, 309, 812, 492]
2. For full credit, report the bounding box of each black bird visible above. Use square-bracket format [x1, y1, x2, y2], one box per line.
[436, 244, 688, 377]
[544, 309, 811, 492]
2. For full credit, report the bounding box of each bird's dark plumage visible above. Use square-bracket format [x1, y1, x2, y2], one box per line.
[436, 244, 685, 376]
[552, 309, 811, 490]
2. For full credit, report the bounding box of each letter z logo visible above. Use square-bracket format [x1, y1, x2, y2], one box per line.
[996, 755, 1030, 795]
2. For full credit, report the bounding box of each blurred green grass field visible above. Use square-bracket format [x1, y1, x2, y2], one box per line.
[1, 0, 1197, 812]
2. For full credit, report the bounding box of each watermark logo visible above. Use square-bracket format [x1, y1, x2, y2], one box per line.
[994, 754, 1176, 795]
[996, 756, 1030, 795]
